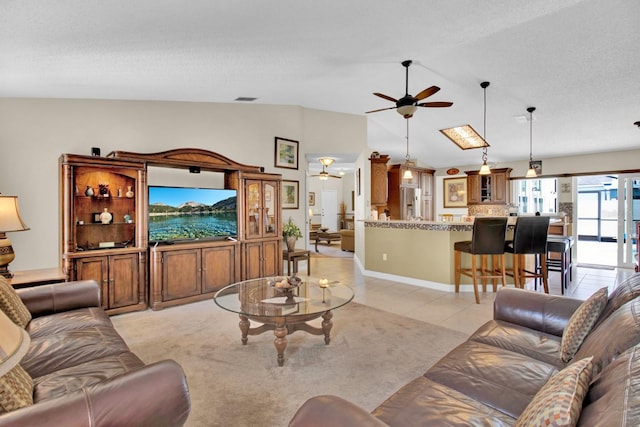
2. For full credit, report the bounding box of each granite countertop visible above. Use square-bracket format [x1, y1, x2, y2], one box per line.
[364, 220, 474, 231]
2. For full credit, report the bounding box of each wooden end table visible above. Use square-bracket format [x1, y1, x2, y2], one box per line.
[283, 249, 311, 275]
[8, 267, 66, 288]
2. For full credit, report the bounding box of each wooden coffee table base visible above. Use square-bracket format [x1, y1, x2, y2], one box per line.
[238, 311, 334, 366]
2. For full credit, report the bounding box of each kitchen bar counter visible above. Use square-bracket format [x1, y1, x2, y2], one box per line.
[364, 218, 565, 290]
[365, 220, 477, 288]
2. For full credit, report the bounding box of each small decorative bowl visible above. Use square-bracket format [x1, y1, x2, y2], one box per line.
[269, 276, 302, 290]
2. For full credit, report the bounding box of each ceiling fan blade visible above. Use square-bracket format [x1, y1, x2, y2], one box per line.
[373, 92, 398, 103]
[417, 101, 453, 108]
[414, 86, 440, 101]
[365, 106, 397, 114]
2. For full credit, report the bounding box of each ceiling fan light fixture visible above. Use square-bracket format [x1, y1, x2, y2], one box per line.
[440, 125, 489, 150]
[319, 171, 329, 180]
[319, 157, 335, 167]
[397, 104, 417, 118]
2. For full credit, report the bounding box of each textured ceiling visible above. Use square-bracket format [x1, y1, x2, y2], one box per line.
[2, 0, 639, 172]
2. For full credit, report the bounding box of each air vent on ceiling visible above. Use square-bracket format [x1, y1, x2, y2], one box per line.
[235, 97, 258, 102]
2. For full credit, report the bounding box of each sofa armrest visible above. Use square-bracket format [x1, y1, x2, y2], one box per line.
[493, 287, 584, 337]
[0, 360, 190, 427]
[16, 280, 101, 317]
[289, 396, 388, 427]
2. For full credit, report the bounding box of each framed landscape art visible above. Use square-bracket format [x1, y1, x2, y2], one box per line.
[282, 180, 299, 209]
[274, 137, 299, 170]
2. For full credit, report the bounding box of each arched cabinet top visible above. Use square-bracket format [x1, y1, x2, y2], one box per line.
[108, 148, 262, 173]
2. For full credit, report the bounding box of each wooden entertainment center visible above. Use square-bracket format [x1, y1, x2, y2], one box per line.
[60, 148, 283, 313]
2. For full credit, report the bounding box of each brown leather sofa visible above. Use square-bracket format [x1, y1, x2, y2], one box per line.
[290, 273, 640, 426]
[0, 280, 191, 426]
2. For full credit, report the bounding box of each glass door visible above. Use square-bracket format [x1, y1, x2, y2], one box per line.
[618, 174, 640, 269]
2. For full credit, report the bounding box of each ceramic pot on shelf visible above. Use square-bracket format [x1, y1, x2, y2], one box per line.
[125, 186, 134, 198]
[99, 208, 112, 224]
[84, 186, 94, 197]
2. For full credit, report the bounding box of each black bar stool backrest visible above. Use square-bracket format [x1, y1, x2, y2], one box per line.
[470, 217, 508, 254]
[511, 216, 550, 254]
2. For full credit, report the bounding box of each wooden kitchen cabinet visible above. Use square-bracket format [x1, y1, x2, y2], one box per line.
[370, 154, 390, 210]
[387, 164, 434, 220]
[465, 168, 512, 205]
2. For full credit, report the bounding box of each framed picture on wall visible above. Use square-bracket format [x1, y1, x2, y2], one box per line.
[308, 192, 315, 206]
[282, 180, 299, 209]
[274, 137, 299, 170]
[443, 177, 467, 208]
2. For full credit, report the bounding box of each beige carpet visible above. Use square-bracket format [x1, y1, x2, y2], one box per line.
[111, 300, 468, 427]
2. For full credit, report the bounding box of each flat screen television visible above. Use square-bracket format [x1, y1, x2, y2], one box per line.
[148, 186, 238, 243]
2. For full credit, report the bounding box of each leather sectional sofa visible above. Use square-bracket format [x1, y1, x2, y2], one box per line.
[0, 280, 191, 426]
[290, 273, 640, 426]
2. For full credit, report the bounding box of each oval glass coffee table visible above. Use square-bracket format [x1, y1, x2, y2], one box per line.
[214, 277, 354, 366]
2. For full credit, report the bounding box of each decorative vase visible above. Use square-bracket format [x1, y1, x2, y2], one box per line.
[125, 186, 134, 198]
[99, 208, 112, 224]
[84, 186, 94, 197]
[285, 236, 297, 252]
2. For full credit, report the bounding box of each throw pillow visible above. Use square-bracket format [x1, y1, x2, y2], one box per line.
[515, 356, 593, 427]
[0, 364, 33, 413]
[0, 277, 31, 328]
[561, 287, 608, 363]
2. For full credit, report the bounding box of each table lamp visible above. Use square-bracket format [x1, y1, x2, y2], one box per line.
[0, 195, 30, 279]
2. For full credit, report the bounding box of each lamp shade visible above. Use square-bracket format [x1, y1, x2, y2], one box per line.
[0, 309, 31, 377]
[0, 196, 29, 233]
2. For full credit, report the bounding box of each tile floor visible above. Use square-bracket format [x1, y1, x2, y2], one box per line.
[297, 244, 635, 336]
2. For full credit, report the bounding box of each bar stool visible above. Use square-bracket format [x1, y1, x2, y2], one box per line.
[504, 216, 550, 293]
[454, 217, 508, 304]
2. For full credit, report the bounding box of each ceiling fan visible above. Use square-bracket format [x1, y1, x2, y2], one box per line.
[311, 158, 342, 180]
[366, 60, 453, 119]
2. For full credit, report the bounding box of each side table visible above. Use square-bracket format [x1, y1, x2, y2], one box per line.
[282, 250, 311, 275]
[8, 267, 66, 288]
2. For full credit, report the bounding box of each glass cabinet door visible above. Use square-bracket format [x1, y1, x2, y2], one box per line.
[246, 180, 261, 239]
[263, 181, 277, 237]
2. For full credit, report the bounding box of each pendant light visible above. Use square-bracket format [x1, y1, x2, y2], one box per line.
[478, 81, 491, 175]
[402, 119, 413, 180]
[525, 107, 537, 178]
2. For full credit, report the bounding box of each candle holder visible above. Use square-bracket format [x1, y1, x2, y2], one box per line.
[319, 278, 330, 303]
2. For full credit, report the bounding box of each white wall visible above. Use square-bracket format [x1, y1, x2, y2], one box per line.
[0, 98, 366, 270]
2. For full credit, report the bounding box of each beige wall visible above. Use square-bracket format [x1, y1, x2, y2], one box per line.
[0, 98, 366, 271]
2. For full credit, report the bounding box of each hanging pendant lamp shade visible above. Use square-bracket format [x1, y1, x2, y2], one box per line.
[403, 119, 414, 180]
[478, 81, 491, 175]
[525, 107, 537, 178]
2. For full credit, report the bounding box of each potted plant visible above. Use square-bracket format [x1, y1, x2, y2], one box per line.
[282, 217, 303, 252]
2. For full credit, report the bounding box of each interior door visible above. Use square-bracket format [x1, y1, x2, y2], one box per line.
[321, 190, 338, 230]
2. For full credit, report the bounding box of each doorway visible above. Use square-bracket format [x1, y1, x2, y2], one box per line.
[576, 175, 619, 267]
